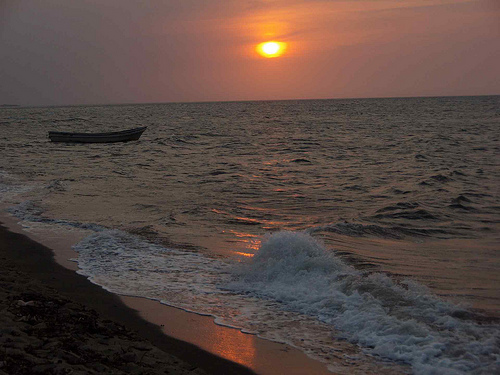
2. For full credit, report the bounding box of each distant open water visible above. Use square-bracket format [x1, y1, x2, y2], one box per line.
[1, 96, 499, 374]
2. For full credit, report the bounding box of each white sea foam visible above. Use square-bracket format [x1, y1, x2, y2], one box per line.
[71, 228, 499, 374]
[71, 229, 375, 371]
[228, 232, 500, 374]
[73, 229, 232, 308]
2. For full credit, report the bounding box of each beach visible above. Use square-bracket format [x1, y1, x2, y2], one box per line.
[0, 220, 261, 374]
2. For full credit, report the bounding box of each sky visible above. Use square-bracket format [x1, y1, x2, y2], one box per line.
[1, 0, 499, 106]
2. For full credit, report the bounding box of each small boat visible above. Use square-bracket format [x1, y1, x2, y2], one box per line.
[48, 126, 147, 143]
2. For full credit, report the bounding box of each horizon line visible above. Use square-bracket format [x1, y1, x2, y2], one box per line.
[2, 93, 499, 109]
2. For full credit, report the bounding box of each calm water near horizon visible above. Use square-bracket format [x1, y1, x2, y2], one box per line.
[1, 96, 499, 374]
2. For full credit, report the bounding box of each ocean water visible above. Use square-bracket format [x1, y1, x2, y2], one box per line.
[1, 96, 499, 374]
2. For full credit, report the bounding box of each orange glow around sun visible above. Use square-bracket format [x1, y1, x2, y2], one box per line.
[257, 41, 287, 58]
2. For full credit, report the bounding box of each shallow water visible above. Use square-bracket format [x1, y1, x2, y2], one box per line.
[1, 96, 499, 373]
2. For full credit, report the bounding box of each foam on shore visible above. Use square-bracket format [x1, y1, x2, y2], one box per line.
[71, 228, 499, 374]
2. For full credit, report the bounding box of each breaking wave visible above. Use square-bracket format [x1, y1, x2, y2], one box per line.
[228, 232, 500, 374]
[71, 228, 500, 374]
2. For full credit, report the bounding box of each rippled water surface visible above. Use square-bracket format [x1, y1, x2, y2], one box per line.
[1, 96, 499, 373]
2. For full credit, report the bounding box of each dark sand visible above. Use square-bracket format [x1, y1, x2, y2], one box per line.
[0, 222, 255, 375]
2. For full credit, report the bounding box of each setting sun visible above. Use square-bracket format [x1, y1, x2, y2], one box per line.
[257, 41, 287, 58]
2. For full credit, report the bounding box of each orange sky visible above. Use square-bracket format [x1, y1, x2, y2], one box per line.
[0, 0, 499, 105]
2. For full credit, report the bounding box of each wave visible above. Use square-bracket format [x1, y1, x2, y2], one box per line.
[376, 202, 420, 212]
[290, 158, 312, 164]
[430, 174, 453, 183]
[228, 232, 500, 374]
[372, 209, 440, 221]
[449, 203, 477, 211]
[39, 117, 89, 123]
[0, 171, 35, 199]
[306, 222, 449, 239]
[451, 195, 472, 204]
[7, 200, 105, 232]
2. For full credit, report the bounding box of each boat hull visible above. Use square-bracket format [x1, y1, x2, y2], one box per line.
[48, 127, 147, 143]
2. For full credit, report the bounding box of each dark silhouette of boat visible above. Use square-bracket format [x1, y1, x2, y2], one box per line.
[48, 126, 147, 143]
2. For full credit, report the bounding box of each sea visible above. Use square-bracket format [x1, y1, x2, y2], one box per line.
[1, 96, 499, 374]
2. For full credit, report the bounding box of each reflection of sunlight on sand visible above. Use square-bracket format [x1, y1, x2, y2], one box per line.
[121, 296, 333, 375]
[211, 326, 256, 369]
[120, 296, 257, 370]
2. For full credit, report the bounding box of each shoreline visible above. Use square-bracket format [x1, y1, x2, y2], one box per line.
[0, 213, 336, 375]
[0, 220, 255, 374]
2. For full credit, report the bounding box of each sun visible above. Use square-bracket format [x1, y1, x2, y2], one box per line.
[262, 42, 280, 55]
[257, 41, 287, 58]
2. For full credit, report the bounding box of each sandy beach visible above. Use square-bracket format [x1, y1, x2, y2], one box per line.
[0, 221, 257, 375]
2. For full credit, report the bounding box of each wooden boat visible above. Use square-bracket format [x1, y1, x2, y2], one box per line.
[48, 126, 147, 143]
